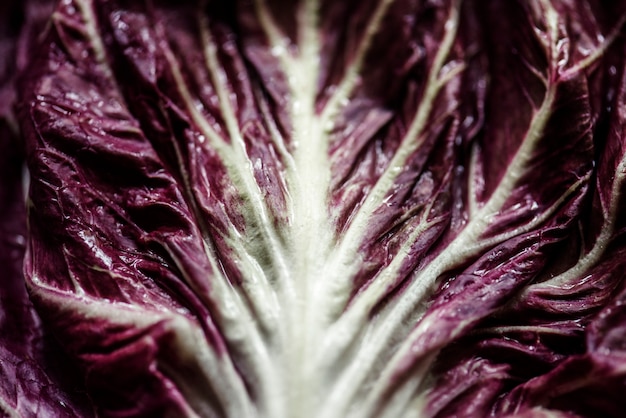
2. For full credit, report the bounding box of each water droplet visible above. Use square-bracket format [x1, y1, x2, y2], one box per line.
[462, 115, 474, 128]
[271, 44, 287, 57]
[14, 235, 25, 246]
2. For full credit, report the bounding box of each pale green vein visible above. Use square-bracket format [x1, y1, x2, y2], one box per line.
[321, 74, 557, 418]
[318, 209, 444, 412]
[219, 232, 282, 332]
[158, 20, 283, 317]
[535, 0, 626, 80]
[337, 204, 445, 328]
[352, 19, 620, 396]
[54, 6, 260, 405]
[198, 11, 291, 300]
[253, 0, 295, 70]
[319, 0, 396, 129]
[355, 352, 436, 418]
[469, 174, 588, 254]
[150, 46, 231, 292]
[162, 44, 287, 418]
[478, 324, 583, 336]
[28, 284, 256, 417]
[255, 88, 297, 177]
[317, 3, 464, 416]
[71, 0, 107, 68]
[323, 0, 463, 322]
[467, 142, 480, 217]
[516, 0, 626, 293]
[528, 151, 626, 292]
[355, 85, 558, 405]
[54, 0, 129, 114]
[159, 45, 242, 271]
[153, 21, 286, 416]
[562, 11, 626, 78]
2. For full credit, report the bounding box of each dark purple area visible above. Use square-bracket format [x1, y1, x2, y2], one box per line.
[1, 1, 93, 416]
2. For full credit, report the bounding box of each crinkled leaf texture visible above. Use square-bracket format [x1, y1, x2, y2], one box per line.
[7, 0, 626, 417]
[0, 1, 92, 417]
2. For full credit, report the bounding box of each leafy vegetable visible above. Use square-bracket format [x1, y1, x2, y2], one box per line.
[0, 1, 92, 416]
[3, 0, 626, 416]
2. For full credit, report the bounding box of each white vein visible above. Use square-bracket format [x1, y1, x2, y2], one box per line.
[353, 84, 559, 408]
[316, 2, 465, 416]
[0, 400, 20, 418]
[197, 12, 290, 316]
[70, 0, 107, 68]
[467, 142, 480, 217]
[252, 1, 333, 416]
[528, 151, 626, 293]
[40, 285, 254, 417]
[324, 0, 463, 312]
[319, 0, 396, 128]
[144, 47, 280, 404]
[45, 5, 257, 414]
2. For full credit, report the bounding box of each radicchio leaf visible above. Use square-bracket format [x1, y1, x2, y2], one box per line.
[10, 0, 626, 417]
[0, 1, 92, 416]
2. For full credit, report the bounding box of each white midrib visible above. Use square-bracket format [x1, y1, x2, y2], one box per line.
[283, 2, 341, 416]
[255, 0, 465, 416]
[254, 0, 332, 415]
[251, 0, 402, 417]
[254, 0, 406, 414]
